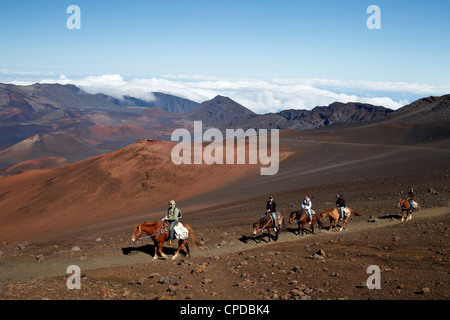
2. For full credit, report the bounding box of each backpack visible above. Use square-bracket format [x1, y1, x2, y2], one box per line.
[176, 208, 182, 219]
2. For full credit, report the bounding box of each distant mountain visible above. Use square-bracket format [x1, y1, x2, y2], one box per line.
[240, 102, 394, 130]
[0, 133, 101, 171]
[378, 94, 450, 143]
[119, 92, 199, 113]
[383, 94, 450, 125]
[0, 83, 197, 150]
[0, 83, 199, 124]
[186, 95, 256, 128]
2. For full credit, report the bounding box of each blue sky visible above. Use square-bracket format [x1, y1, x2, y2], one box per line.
[1, 0, 449, 112]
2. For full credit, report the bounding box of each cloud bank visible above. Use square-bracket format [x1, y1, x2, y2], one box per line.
[6, 72, 450, 113]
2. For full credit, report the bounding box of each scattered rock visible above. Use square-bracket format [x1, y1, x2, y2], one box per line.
[157, 277, 170, 284]
[71, 246, 81, 252]
[428, 188, 439, 194]
[368, 215, 378, 222]
[191, 263, 207, 275]
[95, 238, 103, 243]
[36, 254, 44, 262]
[148, 273, 161, 278]
[17, 243, 28, 250]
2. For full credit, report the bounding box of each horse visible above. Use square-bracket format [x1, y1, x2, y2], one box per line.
[319, 207, 359, 232]
[288, 209, 318, 236]
[397, 199, 420, 222]
[131, 221, 197, 260]
[252, 211, 285, 243]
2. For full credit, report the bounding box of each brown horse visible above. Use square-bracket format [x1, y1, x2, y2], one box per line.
[289, 209, 318, 236]
[397, 199, 420, 222]
[131, 221, 197, 260]
[252, 212, 285, 243]
[319, 207, 359, 232]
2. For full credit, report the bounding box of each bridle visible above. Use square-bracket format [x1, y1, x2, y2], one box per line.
[132, 223, 166, 241]
[254, 215, 273, 234]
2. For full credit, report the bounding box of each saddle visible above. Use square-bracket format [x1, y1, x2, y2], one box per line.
[163, 221, 189, 240]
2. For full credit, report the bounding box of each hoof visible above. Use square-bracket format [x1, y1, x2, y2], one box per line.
[171, 254, 178, 260]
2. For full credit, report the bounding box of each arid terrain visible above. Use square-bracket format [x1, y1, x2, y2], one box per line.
[0, 94, 449, 305]
[0, 168, 448, 302]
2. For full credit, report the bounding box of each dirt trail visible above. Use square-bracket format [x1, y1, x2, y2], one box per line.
[1, 204, 448, 287]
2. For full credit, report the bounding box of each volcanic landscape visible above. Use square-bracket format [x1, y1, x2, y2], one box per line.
[0, 86, 449, 302]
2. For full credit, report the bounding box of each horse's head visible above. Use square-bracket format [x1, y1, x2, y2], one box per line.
[320, 210, 328, 219]
[252, 222, 258, 236]
[131, 224, 141, 242]
[288, 212, 296, 223]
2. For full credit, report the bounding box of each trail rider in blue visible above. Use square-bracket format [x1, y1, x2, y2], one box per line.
[336, 194, 346, 221]
[265, 196, 278, 232]
[407, 187, 415, 214]
[162, 200, 180, 246]
[302, 196, 313, 224]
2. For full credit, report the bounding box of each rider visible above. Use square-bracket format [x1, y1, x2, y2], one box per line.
[302, 196, 313, 224]
[162, 200, 180, 246]
[265, 196, 278, 232]
[407, 187, 415, 214]
[336, 194, 346, 221]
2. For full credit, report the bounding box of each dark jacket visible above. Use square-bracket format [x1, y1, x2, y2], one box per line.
[407, 190, 415, 200]
[266, 200, 276, 213]
[336, 197, 346, 208]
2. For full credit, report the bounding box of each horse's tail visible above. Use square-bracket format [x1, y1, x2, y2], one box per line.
[281, 214, 287, 232]
[185, 224, 199, 249]
[349, 208, 360, 217]
[316, 212, 323, 228]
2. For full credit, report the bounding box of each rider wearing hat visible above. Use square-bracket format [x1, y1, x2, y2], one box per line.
[302, 196, 313, 224]
[266, 196, 278, 232]
[336, 194, 346, 221]
[407, 188, 415, 214]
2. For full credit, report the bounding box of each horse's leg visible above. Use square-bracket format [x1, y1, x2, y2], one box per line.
[184, 240, 190, 258]
[172, 240, 183, 260]
[300, 222, 305, 236]
[153, 239, 159, 260]
[311, 220, 315, 234]
[158, 239, 168, 259]
[401, 209, 405, 222]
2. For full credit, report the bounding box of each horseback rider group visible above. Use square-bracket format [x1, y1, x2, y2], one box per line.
[159, 187, 417, 245]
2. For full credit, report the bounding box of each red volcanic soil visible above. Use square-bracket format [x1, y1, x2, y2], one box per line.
[0, 122, 448, 302]
[4, 157, 68, 174]
[0, 139, 257, 242]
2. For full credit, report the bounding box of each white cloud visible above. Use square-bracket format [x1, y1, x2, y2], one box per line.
[3, 73, 450, 113]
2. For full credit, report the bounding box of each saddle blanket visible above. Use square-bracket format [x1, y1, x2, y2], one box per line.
[343, 208, 351, 217]
[174, 222, 189, 240]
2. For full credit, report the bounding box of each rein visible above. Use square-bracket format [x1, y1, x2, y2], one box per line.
[135, 223, 166, 241]
[255, 215, 273, 234]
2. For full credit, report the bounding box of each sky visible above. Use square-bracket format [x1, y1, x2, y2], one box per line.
[1, 0, 449, 113]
